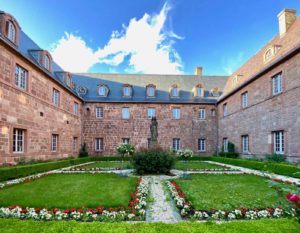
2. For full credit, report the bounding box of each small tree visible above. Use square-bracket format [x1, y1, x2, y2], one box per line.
[116, 143, 135, 161]
[177, 149, 193, 162]
[79, 143, 89, 157]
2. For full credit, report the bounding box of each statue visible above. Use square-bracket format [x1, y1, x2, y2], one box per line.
[150, 117, 158, 148]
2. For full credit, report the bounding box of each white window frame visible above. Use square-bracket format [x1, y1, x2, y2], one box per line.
[15, 65, 27, 90]
[147, 107, 156, 119]
[44, 55, 50, 70]
[273, 131, 284, 154]
[13, 128, 25, 153]
[122, 138, 130, 144]
[242, 135, 249, 153]
[7, 21, 16, 43]
[74, 102, 79, 115]
[52, 89, 60, 106]
[98, 86, 108, 97]
[272, 73, 282, 95]
[172, 108, 181, 119]
[171, 87, 179, 97]
[123, 86, 132, 97]
[95, 138, 103, 151]
[195, 87, 203, 97]
[223, 103, 228, 117]
[147, 86, 155, 97]
[199, 108, 206, 120]
[51, 134, 58, 152]
[198, 139, 206, 152]
[223, 138, 228, 152]
[122, 107, 130, 119]
[242, 92, 248, 108]
[172, 138, 181, 151]
[96, 107, 104, 119]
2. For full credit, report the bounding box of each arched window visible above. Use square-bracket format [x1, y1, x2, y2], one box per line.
[123, 85, 132, 97]
[7, 21, 16, 43]
[146, 84, 156, 97]
[98, 85, 109, 97]
[44, 55, 50, 70]
[170, 85, 179, 97]
[264, 48, 273, 61]
[194, 84, 204, 97]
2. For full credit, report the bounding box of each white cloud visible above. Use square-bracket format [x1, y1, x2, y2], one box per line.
[222, 52, 244, 75]
[50, 2, 183, 74]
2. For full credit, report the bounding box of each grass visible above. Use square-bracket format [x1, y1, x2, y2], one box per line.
[82, 161, 133, 169]
[175, 174, 295, 210]
[0, 218, 298, 233]
[175, 161, 224, 170]
[0, 173, 137, 209]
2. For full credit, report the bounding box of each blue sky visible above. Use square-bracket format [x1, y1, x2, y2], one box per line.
[1, 0, 300, 75]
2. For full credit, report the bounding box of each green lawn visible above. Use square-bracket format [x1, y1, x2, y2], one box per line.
[175, 174, 295, 210]
[0, 219, 298, 233]
[0, 173, 137, 209]
[81, 161, 133, 169]
[175, 161, 224, 170]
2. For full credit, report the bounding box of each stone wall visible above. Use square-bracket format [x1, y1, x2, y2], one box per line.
[82, 103, 218, 156]
[0, 43, 82, 165]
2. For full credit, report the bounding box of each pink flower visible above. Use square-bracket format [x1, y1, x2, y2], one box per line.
[286, 193, 300, 203]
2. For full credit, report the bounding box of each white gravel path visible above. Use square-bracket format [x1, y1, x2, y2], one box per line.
[146, 176, 182, 223]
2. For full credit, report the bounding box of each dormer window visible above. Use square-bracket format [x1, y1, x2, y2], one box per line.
[194, 84, 204, 97]
[123, 85, 132, 97]
[44, 55, 50, 70]
[170, 85, 179, 97]
[264, 48, 273, 61]
[264, 45, 281, 62]
[7, 21, 16, 43]
[146, 84, 156, 97]
[211, 87, 221, 97]
[98, 85, 109, 97]
[65, 75, 71, 87]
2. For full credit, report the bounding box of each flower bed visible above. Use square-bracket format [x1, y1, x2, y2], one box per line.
[166, 180, 296, 221]
[0, 176, 149, 222]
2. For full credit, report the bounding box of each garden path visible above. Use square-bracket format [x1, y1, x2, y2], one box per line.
[146, 176, 182, 223]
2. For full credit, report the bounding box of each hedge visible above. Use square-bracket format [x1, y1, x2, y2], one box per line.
[208, 157, 300, 178]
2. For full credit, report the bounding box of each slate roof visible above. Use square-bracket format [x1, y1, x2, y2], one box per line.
[73, 73, 228, 104]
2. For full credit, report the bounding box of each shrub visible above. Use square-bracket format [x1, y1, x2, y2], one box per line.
[176, 149, 193, 161]
[219, 141, 239, 158]
[79, 143, 89, 157]
[265, 153, 286, 163]
[132, 148, 176, 175]
[116, 144, 135, 160]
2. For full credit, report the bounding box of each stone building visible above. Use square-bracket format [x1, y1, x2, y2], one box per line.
[0, 9, 299, 164]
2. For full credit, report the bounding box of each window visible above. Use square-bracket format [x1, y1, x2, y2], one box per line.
[13, 128, 25, 153]
[242, 135, 249, 153]
[242, 92, 248, 108]
[98, 85, 108, 97]
[264, 48, 273, 61]
[211, 109, 216, 117]
[15, 65, 27, 90]
[51, 134, 58, 152]
[272, 73, 282, 95]
[52, 89, 60, 106]
[122, 138, 130, 144]
[273, 131, 284, 154]
[172, 107, 181, 119]
[223, 138, 228, 152]
[73, 137, 78, 151]
[170, 85, 179, 97]
[223, 103, 227, 117]
[95, 138, 103, 151]
[122, 107, 130, 119]
[198, 139, 206, 152]
[96, 107, 104, 118]
[7, 21, 16, 43]
[147, 107, 156, 119]
[146, 85, 156, 97]
[199, 108, 206, 120]
[172, 138, 180, 151]
[74, 102, 79, 115]
[65, 75, 71, 87]
[195, 85, 204, 97]
[44, 55, 50, 70]
[123, 86, 132, 97]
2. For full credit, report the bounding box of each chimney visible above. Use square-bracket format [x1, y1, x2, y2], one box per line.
[277, 9, 297, 37]
[195, 67, 203, 75]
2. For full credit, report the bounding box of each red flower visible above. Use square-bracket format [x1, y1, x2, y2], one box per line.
[21, 209, 28, 214]
[53, 208, 59, 213]
[63, 209, 70, 214]
[286, 193, 300, 203]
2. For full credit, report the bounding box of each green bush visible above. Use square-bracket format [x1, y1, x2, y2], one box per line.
[132, 148, 176, 175]
[265, 153, 286, 163]
[0, 157, 91, 182]
[208, 157, 300, 178]
[79, 143, 89, 157]
[218, 151, 239, 158]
